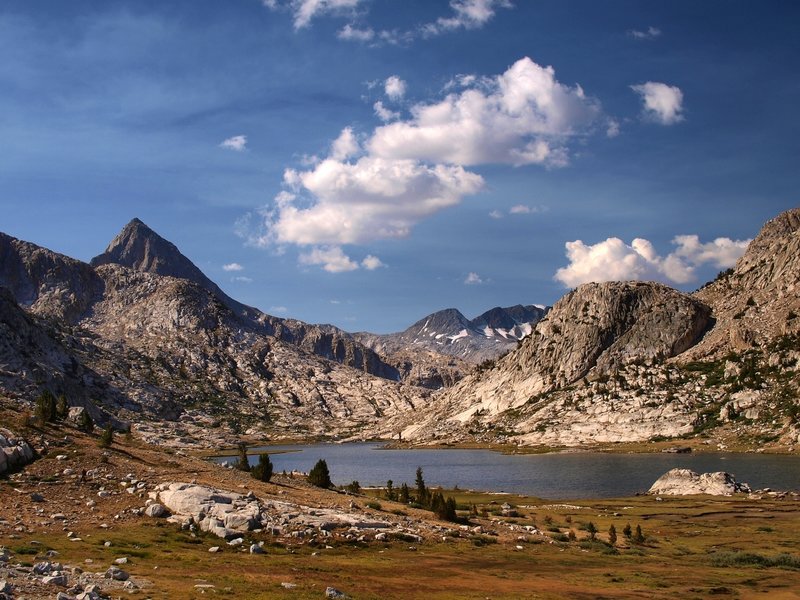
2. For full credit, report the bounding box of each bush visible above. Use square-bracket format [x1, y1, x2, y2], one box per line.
[98, 425, 114, 448]
[399, 483, 410, 504]
[235, 442, 251, 472]
[308, 459, 332, 488]
[586, 521, 597, 541]
[365, 501, 382, 510]
[344, 480, 361, 494]
[251, 453, 273, 482]
[55, 394, 69, 421]
[77, 410, 94, 433]
[35, 390, 57, 424]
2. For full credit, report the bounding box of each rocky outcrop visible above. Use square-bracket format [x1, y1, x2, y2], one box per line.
[149, 482, 390, 540]
[0, 427, 35, 474]
[648, 468, 751, 496]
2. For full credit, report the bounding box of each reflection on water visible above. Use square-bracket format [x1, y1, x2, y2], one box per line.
[212, 443, 800, 499]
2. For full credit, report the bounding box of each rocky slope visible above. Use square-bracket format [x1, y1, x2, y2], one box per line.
[401, 208, 800, 448]
[0, 224, 425, 443]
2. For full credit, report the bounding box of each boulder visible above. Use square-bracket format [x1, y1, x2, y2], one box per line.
[648, 468, 751, 496]
[144, 503, 169, 518]
[105, 566, 129, 581]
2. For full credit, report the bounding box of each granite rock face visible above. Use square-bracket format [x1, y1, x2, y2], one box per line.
[648, 468, 751, 496]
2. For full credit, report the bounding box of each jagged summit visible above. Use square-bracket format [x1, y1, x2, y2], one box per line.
[91, 218, 249, 315]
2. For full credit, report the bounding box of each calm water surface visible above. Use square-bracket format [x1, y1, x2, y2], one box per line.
[214, 443, 800, 499]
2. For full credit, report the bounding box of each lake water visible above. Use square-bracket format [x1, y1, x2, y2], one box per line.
[213, 443, 800, 499]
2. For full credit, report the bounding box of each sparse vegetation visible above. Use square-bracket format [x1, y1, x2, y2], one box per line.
[98, 424, 114, 448]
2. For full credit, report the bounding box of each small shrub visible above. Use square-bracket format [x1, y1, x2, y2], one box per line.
[77, 410, 94, 433]
[55, 394, 69, 421]
[568, 530, 576, 542]
[98, 425, 114, 448]
[251, 453, 273, 482]
[308, 459, 332, 488]
[365, 501, 382, 510]
[345, 480, 361, 495]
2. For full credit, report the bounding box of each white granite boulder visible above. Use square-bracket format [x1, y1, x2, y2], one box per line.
[648, 468, 751, 496]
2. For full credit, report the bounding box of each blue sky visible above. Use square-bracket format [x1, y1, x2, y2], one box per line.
[1, 0, 798, 333]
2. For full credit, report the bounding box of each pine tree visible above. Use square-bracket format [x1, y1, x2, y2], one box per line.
[35, 390, 57, 424]
[77, 409, 94, 433]
[308, 459, 332, 488]
[235, 442, 251, 472]
[608, 524, 617, 546]
[623, 523, 632, 539]
[55, 394, 69, 421]
[251, 453, 273, 482]
[634, 524, 644, 543]
[399, 483, 410, 504]
[385, 480, 396, 501]
[415, 466, 429, 506]
[586, 521, 598, 541]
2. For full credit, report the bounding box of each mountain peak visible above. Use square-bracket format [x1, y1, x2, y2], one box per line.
[91, 218, 247, 314]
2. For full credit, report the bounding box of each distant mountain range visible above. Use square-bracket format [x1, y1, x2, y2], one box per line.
[355, 304, 548, 365]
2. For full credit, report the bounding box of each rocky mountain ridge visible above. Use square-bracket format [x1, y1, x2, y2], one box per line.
[355, 304, 547, 365]
[400, 208, 800, 449]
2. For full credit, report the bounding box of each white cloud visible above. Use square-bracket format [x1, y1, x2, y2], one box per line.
[554, 235, 751, 288]
[330, 127, 360, 160]
[270, 156, 484, 246]
[423, 0, 513, 36]
[464, 272, 484, 285]
[329, 299, 341, 304]
[361, 255, 386, 270]
[606, 118, 620, 138]
[220, 135, 247, 151]
[631, 82, 684, 125]
[337, 23, 374, 41]
[373, 101, 400, 122]
[488, 209, 503, 219]
[232, 276, 253, 283]
[299, 246, 359, 272]
[269, 305, 288, 314]
[264, 0, 365, 29]
[629, 26, 661, 40]
[384, 76, 406, 101]
[222, 262, 244, 272]
[249, 58, 602, 272]
[368, 57, 600, 167]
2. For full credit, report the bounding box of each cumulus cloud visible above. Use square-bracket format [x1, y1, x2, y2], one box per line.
[606, 118, 620, 138]
[330, 127, 360, 160]
[369, 57, 600, 167]
[373, 101, 400, 122]
[361, 255, 386, 270]
[299, 246, 360, 272]
[423, 0, 513, 36]
[222, 262, 244, 272]
[464, 272, 484, 285]
[248, 57, 602, 273]
[629, 26, 661, 40]
[554, 235, 751, 288]
[384, 76, 406, 101]
[220, 135, 247, 151]
[631, 82, 684, 125]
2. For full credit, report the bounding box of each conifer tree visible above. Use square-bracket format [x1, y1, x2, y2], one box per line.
[623, 523, 632, 539]
[235, 442, 251, 472]
[399, 483, 410, 504]
[586, 521, 598, 541]
[98, 424, 113, 448]
[608, 524, 617, 546]
[415, 466, 429, 506]
[634, 524, 644, 543]
[251, 453, 273, 482]
[308, 459, 332, 488]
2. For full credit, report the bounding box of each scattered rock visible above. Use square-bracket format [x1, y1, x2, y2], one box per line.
[104, 566, 129, 581]
[325, 587, 349, 599]
[144, 503, 169, 518]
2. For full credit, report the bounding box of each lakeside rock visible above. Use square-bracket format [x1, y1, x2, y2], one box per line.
[648, 468, 752, 496]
